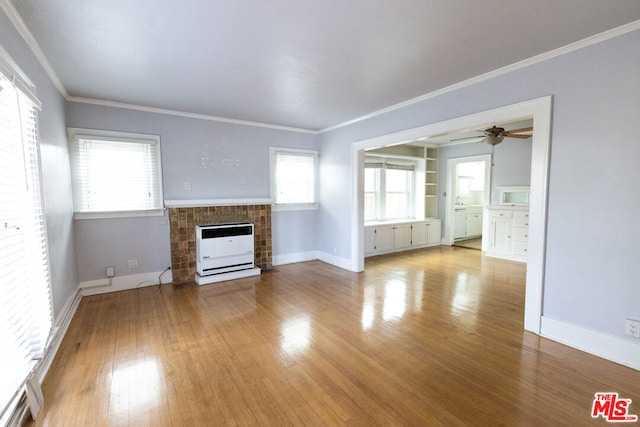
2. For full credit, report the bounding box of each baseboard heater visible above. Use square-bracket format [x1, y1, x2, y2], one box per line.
[195, 222, 261, 285]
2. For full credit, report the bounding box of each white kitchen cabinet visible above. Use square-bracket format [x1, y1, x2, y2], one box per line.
[394, 224, 412, 250]
[365, 219, 441, 256]
[412, 220, 442, 247]
[454, 211, 466, 239]
[485, 206, 528, 262]
[465, 211, 483, 237]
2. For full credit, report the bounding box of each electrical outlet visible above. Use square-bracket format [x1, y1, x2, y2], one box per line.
[106, 266, 115, 278]
[184, 181, 191, 190]
[127, 258, 138, 269]
[626, 319, 640, 338]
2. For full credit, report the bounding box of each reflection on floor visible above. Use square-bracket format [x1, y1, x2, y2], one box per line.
[454, 237, 482, 250]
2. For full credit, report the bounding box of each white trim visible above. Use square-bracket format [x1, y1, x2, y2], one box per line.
[67, 96, 317, 134]
[351, 96, 552, 335]
[273, 251, 318, 266]
[73, 209, 166, 220]
[0, 0, 67, 97]
[164, 198, 273, 208]
[80, 270, 174, 296]
[36, 287, 82, 383]
[541, 317, 640, 371]
[321, 20, 640, 133]
[195, 268, 261, 285]
[317, 251, 353, 271]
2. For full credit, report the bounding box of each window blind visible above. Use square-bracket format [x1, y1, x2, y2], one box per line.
[0, 72, 52, 420]
[272, 149, 318, 206]
[69, 130, 164, 216]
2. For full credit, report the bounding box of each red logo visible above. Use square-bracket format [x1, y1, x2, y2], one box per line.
[592, 392, 638, 422]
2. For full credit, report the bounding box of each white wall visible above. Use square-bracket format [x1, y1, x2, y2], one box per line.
[318, 29, 640, 345]
[65, 101, 319, 281]
[0, 11, 78, 321]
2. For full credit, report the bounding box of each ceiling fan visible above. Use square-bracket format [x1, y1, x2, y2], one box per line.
[451, 126, 533, 146]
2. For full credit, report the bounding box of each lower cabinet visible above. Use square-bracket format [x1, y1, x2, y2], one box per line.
[365, 219, 441, 256]
[485, 206, 529, 262]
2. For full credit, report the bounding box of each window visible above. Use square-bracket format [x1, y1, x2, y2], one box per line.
[364, 157, 415, 221]
[270, 147, 318, 210]
[68, 128, 164, 219]
[0, 52, 52, 421]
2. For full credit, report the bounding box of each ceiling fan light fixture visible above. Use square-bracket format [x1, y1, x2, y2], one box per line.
[485, 135, 504, 146]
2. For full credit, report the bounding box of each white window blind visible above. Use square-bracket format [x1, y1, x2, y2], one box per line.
[68, 129, 164, 218]
[0, 71, 53, 420]
[270, 148, 318, 209]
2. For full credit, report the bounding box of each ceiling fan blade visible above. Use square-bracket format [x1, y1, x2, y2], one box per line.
[504, 133, 532, 139]
[449, 135, 484, 142]
[506, 126, 533, 133]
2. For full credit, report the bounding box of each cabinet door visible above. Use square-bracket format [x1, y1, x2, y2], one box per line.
[490, 218, 512, 252]
[454, 212, 466, 239]
[426, 220, 441, 245]
[411, 222, 428, 247]
[364, 227, 376, 255]
[466, 213, 483, 237]
[376, 225, 395, 252]
[394, 224, 412, 249]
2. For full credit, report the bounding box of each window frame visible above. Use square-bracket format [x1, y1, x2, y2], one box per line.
[364, 156, 417, 222]
[269, 147, 319, 212]
[68, 128, 165, 220]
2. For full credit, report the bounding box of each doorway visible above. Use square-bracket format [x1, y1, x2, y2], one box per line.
[446, 155, 491, 249]
[351, 96, 552, 333]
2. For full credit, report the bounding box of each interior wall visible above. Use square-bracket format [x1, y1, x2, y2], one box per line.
[65, 101, 318, 282]
[0, 10, 79, 321]
[318, 28, 640, 342]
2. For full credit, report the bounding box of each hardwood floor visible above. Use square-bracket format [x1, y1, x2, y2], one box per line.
[29, 246, 640, 426]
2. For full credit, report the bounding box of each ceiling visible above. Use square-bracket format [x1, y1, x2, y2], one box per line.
[9, 0, 640, 131]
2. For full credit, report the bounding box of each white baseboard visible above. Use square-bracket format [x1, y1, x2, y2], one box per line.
[273, 251, 318, 266]
[37, 286, 82, 383]
[541, 316, 640, 371]
[195, 267, 261, 285]
[80, 270, 174, 296]
[317, 251, 353, 271]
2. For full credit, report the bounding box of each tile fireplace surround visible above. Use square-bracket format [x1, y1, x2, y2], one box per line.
[168, 203, 272, 284]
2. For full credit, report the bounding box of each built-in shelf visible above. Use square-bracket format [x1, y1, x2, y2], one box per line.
[424, 146, 438, 218]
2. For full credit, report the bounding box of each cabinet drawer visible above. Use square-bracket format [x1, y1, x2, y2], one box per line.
[513, 226, 528, 242]
[513, 218, 529, 227]
[513, 211, 529, 220]
[513, 242, 528, 256]
[490, 210, 512, 218]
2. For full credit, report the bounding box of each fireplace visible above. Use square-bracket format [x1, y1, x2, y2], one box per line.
[168, 203, 272, 284]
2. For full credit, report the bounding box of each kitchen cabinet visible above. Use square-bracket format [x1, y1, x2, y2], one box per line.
[465, 211, 483, 236]
[484, 206, 528, 262]
[365, 219, 441, 256]
[454, 207, 483, 240]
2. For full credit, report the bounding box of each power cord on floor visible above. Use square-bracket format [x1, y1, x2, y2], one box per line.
[158, 266, 171, 288]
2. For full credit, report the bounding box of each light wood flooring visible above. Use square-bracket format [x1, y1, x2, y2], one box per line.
[453, 237, 482, 250]
[29, 246, 640, 426]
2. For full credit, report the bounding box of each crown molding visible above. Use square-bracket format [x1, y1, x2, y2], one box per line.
[320, 19, 640, 134]
[65, 96, 318, 134]
[0, 0, 67, 97]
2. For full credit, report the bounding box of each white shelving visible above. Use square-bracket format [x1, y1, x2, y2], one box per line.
[425, 146, 438, 218]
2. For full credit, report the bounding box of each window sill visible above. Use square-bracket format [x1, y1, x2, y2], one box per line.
[73, 209, 166, 220]
[272, 203, 318, 212]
